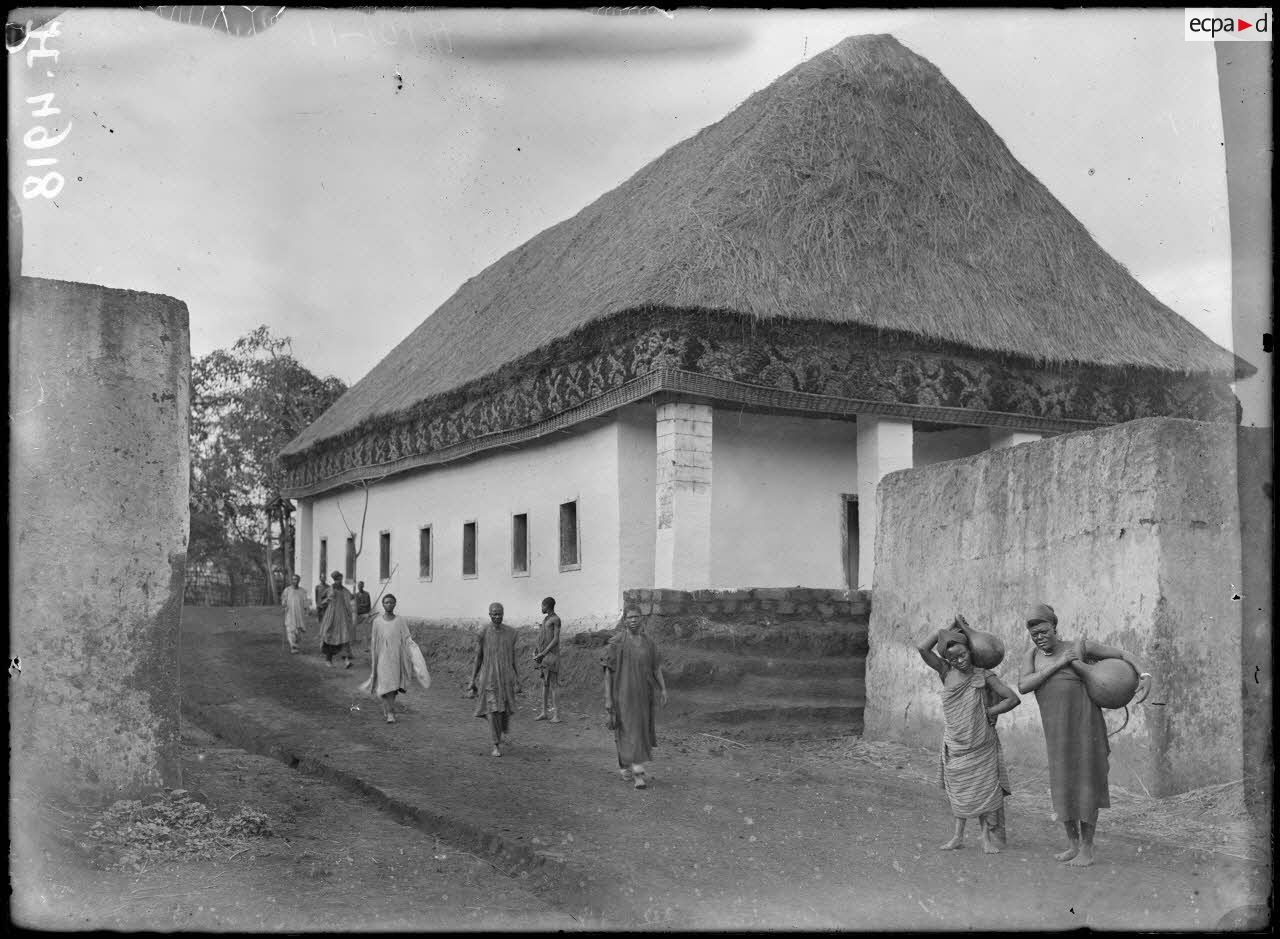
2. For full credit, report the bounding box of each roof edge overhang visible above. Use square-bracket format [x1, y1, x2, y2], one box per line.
[282, 367, 1109, 500]
[282, 306, 1242, 462]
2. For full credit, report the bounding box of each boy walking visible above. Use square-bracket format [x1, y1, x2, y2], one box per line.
[533, 597, 562, 723]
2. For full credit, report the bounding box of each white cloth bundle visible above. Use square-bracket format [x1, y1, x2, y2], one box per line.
[408, 639, 431, 691]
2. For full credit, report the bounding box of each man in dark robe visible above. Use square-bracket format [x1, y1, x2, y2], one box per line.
[319, 571, 355, 668]
[468, 602, 520, 757]
[602, 617, 668, 789]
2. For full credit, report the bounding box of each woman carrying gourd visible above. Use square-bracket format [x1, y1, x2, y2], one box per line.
[1018, 602, 1143, 867]
[917, 620, 1020, 854]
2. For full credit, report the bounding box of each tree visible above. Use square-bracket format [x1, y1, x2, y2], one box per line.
[190, 326, 346, 603]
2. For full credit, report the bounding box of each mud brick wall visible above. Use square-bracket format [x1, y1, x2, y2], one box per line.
[9, 276, 190, 804]
[865, 417, 1244, 797]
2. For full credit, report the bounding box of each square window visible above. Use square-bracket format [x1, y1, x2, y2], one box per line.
[559, 500, 580, 571]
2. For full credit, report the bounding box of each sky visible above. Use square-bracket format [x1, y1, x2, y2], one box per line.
[8, 7, 1270, 424]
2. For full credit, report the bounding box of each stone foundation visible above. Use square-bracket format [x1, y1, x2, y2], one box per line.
[621, 587, 870, 657]
[624, 587, 865, 622]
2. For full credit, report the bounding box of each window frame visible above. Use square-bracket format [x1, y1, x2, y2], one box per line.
[318, 537, 328, 581]
[418, 524, 433, 582]
[378, 529, 391, 582]
[462, 519, 478, 580]
[511, 511, 530, 578]
[558, 498, 581, 573]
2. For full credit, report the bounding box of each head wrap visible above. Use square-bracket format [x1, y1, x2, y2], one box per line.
[940, 628, 970, 652]
[1025, 602, 1057, 628]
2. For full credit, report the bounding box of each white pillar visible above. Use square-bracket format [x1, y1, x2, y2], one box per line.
[297, 498, 313, 584]
[654, 402, 713, 589]
[988, 428, 1043, 450]
[856, 416, 913, 589]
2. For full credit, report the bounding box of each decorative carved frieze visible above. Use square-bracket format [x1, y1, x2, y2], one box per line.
[281, 310, 1235, 495]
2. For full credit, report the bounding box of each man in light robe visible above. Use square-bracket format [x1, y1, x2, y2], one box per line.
[280, 573, 309, 654]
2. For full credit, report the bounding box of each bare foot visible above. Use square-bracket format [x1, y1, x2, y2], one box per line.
[982, 834, 1001, 854]
[1066, 847, 1095, 867]
[937, 837, 964, 851]
[533, 712, 547, 721]
[1054, 845, 1080, 862]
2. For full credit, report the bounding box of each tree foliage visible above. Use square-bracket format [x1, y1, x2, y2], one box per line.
[189, 327, 346, 598]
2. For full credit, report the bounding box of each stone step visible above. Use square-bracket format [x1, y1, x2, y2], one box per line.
[667, 689, 866, 720]
[735, 672, 865, 700]
[700, 703, 863, 726]
[648, 623, 868, 657]
[667, 691, 866, 742]
[661, 649, 865, 688]
[685, 713, 866, 744]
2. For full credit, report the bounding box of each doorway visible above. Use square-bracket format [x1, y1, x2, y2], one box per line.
[841, 494, 859, 590]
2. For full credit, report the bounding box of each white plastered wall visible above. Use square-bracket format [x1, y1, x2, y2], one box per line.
[307, 419, 625, 633]
[709, 412, 859, 588]
[707, 415, 997, 590]
[616, 404, 657, 593]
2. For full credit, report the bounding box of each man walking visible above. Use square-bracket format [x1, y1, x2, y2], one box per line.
[319, 571, 355, 668]
[467, 602, 520, 757]
[280, 573, 309, 654]
[602, 616, 668, 790]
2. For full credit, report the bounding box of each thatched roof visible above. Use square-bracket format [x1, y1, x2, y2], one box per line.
[284, 33, 1246, 459]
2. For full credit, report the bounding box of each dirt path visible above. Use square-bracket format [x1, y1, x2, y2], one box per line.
[10, 722, 587, 932]
[163, 606, 1269, 930]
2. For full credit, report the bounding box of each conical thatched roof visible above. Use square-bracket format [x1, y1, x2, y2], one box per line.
[284, 33, 1244, 459]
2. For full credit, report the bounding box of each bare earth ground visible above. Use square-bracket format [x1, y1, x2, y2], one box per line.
[10, 606, 1272, 931]
[10, 722, 585, 932]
